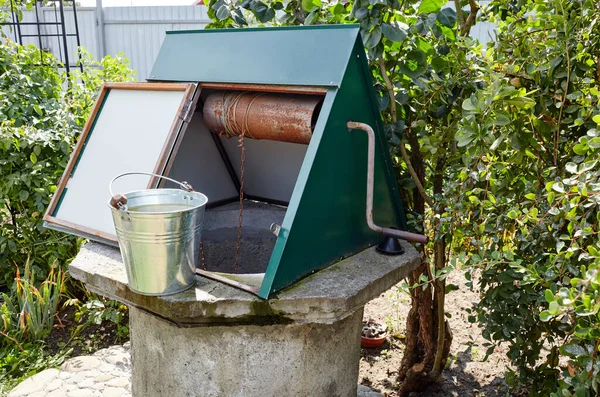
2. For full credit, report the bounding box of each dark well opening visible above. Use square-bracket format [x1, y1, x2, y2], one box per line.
[165, 85, 325, 276]
[201, 201, 286, 274]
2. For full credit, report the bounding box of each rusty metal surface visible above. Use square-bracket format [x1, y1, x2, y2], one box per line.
[203, 91, 322, 145]
[347, 121, 428, 245]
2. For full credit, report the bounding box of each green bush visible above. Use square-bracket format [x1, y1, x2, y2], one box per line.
[0, 37, 135, 393]
[452, 1, 600, 395]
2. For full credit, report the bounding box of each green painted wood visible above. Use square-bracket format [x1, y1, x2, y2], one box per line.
[149, 25, 359, 87]
[258, 37, 407, 298]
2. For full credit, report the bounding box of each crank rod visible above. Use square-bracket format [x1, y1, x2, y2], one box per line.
[347, 121, 428, 245]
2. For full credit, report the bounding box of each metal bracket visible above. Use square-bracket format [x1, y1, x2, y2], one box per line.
[270, 223, 281, 237]
[180, 99, 194, 123]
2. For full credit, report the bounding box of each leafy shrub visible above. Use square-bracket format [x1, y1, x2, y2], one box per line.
[451, 1, 600, 395]
[0, 36, 134, 393]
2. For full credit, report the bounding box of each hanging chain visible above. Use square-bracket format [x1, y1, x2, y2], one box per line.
[200, 237, 207, 270]
[201, 91, 264, 274]
[233, 131, 246, 273]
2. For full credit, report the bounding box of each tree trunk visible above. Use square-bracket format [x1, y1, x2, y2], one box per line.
[397, 141, 452, 396]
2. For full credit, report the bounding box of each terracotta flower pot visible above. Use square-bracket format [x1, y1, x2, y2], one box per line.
[361, 321, 387, 349]
[361, 334, 387, 349]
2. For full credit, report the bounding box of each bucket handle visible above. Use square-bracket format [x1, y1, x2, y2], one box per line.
[109, 172, 194, 210]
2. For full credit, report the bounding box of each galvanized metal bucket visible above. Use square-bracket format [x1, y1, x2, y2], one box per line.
[108, 172, 208, 296]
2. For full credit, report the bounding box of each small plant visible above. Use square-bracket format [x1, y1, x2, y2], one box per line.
[1, 258, 64, 343]
[67, 296, 129, 344]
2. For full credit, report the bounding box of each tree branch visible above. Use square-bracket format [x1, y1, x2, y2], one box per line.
[555, 0, 570, 167]
[5, 202, 17, 233]
[378, 57, 397, 123]
[378, 57, 434, 208]
[453, 0, 464, 28]
[400, 141, 435, 208]
[460, 0, 480, 36]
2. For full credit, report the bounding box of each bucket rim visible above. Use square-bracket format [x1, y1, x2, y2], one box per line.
[107, 188, 209, 215]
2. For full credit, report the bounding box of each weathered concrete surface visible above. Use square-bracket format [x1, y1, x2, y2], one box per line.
[69, 239, 418, 397]
[69, 240, 420, 325]
[130, 306, 364, 397]
[8, 340, 383, 397]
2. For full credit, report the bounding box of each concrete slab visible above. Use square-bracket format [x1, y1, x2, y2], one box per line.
[69, 240, 420, 325]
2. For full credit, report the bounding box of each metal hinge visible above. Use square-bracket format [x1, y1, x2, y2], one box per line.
[180, 99, 194, 123]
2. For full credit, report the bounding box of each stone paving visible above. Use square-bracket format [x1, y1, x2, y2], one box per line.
[7, 344, 131, 397]
[8, 342, 382, 397]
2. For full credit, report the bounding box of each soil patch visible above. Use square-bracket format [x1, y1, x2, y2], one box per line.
[44, 304, 129, 358]
[359, 270, 511, 396]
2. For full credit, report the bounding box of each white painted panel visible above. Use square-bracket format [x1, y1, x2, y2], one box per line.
[221, 137, 308, 203]
[166, 114, 238, 203]
[54, 88, 187, 237]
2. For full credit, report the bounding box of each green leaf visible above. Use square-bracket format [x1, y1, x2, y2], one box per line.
[565, 162, 578, 174]
[437, 7, 457, 27]
[588, 137, 600, 149]
[507, 210, 518, 219]
[305, 10, 317, 24]
[330, 2, 344, 15]
[573, 143, 588, 155]
[398, 49, 428, 78]
[231, 8, 248, 25]
[368, 27, 382, 48]
[19, 190, 29, 201]
[354, 7, 368, 20]
[377, 90, 390, 111]
[593, 114, 600, 125]
[216, 5, 230, 20]
[525, 193, 536, 200]
[552, 182, 565, 193]
[544, 289, 554, 303]
[560, 343, 586, 356]
[301, 0, 320, 12]
[418, 0, 444, 14]
[381, 23, 407, 43]
[549, 56, 563, 71]
[462, 96, 477, 111]
[539, 310, 552, 322]
[456, 133, 475, 147]
[30, 152, 37, 164]
[490, 132, 507, 150]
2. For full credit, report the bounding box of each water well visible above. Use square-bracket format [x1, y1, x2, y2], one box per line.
[45, 25, 422, 397]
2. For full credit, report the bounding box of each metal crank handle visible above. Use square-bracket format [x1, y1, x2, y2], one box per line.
[347, 121, 428, 245]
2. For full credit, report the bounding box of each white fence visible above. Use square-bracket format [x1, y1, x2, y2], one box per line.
[1, 4, 210, 81]
[2, 3, 495, 82]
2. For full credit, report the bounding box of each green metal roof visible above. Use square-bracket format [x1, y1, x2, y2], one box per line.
[149, 25, 360, 87]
